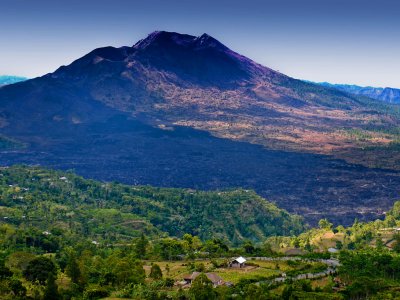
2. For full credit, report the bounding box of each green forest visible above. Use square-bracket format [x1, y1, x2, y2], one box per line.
[1, 166, 400, 299]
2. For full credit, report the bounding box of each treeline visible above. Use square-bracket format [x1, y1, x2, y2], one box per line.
[338, 249, 400, 299]
[273, 201, 400, 253]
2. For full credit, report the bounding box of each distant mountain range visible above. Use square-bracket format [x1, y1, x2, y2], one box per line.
[0, 75, 27, 86]
[1, 31, 400, 225]
[313, 82, 400, 104]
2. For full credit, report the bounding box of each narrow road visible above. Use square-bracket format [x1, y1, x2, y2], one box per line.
[248, 256, 340, 285]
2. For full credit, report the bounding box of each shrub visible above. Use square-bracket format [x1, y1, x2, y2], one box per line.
[149, 263, 163, 280]
[164, 277, 175, 287]
[83, 285, 110, 300]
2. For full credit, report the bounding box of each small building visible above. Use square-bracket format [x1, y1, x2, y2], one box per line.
[228, 256, 247, 268]
[182, 272, 228, 287]
[328, 247, 339, 253]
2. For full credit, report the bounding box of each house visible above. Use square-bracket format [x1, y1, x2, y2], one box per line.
[182, 272, 228, 287]
[228, 256, 247, 268]
[385, 239, 397, 249]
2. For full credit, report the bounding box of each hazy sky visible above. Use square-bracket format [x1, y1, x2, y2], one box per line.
[1, 0, 399, 87]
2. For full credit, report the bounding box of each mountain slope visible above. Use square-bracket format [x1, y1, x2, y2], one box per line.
[315, 82, 400, 104]
[0, 166, 305, 244]
[2, 31, 399, 159]
[1, 31, 400, 225]
[0, 75, 27, 86]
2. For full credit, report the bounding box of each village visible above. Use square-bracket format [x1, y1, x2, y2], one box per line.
[141, 255, 341, 291]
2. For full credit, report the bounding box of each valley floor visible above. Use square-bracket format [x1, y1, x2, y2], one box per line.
[2, 118, 400, 226]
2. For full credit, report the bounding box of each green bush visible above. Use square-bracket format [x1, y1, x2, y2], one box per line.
[83, 285, 110, 300]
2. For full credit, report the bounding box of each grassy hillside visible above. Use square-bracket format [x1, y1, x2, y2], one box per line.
[0, 165, 305, 245]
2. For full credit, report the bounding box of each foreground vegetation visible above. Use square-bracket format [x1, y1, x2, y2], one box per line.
[0, 166, 400, 299]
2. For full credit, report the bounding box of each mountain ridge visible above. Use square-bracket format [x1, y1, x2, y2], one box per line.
[313, 81, 400, 104]
[0, 75, 27, 86]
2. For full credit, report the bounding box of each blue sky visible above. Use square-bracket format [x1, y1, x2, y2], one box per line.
[0, 0, 399, 87]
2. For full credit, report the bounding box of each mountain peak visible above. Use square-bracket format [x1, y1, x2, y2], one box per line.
[195, 33, 228, 50]
[128, 31, 263, 86]
[133, 31, 228, 52]
[133, 31, 196, 49]
[47, 30, 268, 87]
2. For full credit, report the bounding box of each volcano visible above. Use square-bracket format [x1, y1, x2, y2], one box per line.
[1, 31, 400, 225]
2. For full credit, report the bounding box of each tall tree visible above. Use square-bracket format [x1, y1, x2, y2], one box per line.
[66, 251, 81, 285]
[318, 218, 333, 230]
[135, 233, 148, 258]
[23, 256, 56, 285]
[43, 272, 59, 300]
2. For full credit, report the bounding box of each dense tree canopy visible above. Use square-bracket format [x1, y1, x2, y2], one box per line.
[0, 166, 305, 245]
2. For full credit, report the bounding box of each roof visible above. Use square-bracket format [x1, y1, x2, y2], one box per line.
[205, 273, 224, 284]
[183, 271, 200, 280]
[234, 256, 246, 264]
